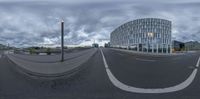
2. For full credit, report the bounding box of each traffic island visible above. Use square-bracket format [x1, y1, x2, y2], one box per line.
[6, 48, 97, 79]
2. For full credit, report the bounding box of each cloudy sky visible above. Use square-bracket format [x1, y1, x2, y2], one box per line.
[0, 0, 200, 47]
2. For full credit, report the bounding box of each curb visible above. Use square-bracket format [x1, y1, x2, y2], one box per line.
[110, 48, 185, 56]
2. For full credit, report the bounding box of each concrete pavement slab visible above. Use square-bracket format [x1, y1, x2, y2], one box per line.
[12, 48, 94, 63]
[7, 48, 97, 77]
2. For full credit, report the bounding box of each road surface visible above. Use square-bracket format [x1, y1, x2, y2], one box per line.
[1, 48, 200, 99]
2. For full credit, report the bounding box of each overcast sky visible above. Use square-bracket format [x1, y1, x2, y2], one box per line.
[0, 0, 200, 47]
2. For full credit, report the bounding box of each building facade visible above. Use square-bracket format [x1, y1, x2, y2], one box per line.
[104, 42, 110, 48]
[185, 41, 200, 51]
[172, 40, 185, 51]
[110, 18, 172, 53]
[92, 43, 99, 48]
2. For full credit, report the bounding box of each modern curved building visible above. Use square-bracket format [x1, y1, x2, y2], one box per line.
[110, 18, 172, 53]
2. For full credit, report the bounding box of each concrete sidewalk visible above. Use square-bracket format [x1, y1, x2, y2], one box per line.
[11, 48, 94, 63]
[7, 48, 97, 77]
[110, 48, 186, 56]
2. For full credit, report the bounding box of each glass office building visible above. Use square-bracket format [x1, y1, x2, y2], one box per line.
[110, 18, 172, 53]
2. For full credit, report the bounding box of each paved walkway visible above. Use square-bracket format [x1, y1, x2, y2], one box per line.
[11, 49, 94, 63]
[7, 48, 97, 77]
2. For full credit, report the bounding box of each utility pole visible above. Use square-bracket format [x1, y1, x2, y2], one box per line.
[61, 20, 64, 62]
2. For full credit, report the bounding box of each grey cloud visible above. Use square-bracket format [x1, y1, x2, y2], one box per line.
[0, 1, 200, 47]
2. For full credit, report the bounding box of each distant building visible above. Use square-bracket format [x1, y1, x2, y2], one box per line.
[0, 44, 8, 50]
[172, 40, 185, 51]
[185, 41, 200, 51]
[104, 42, 110, 48]
[110, 18, 172, 53]
[92, 43, 99, 48]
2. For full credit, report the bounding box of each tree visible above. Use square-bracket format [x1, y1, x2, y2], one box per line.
[46, 48, 51, 55]
[29, 48, 35, 54]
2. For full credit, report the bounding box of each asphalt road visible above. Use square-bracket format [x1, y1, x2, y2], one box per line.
[1, 48, 200, 99]
[102, 48, 199, 88]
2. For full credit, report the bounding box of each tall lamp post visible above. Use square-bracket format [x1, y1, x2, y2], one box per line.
[61, 20, 64, 62]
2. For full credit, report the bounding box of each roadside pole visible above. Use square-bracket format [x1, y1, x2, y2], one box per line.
[61, 20, 64, 62]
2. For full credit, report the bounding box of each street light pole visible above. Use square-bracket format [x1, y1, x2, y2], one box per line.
[61, 20, 64, 62]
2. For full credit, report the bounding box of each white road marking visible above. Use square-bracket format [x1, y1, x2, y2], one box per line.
[196, 56, 200, 67]
[100, 49, 200, 93]
[135, 57, 156, 62]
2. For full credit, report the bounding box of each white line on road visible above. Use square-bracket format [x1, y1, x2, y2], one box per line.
[135, 57, 156, 62]
[196, 56, 200, 67]
[100, 49, 200, 94]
